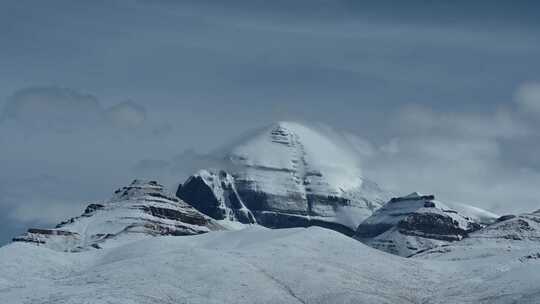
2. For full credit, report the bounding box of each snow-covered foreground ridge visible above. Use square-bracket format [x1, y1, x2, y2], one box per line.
[2, 226, 540, 304]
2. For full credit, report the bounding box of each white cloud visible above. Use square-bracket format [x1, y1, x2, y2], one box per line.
[342, 132, 376, 159]
[395, 104, 530, 140]
[380, 138, 400, 155]
[105, 101, 147, 129]
[1, 86, 148, 131]
[358, 98, 540, 214]
[0, 174, 87, 224]
[515, 82, 540, 115]
[2, 86, 102, 130]
[0, 86, 179, 230]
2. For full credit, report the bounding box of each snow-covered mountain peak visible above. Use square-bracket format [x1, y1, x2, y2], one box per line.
[178, 121, 392, 234]
[228, 121, 363, 192]
[13, 180, 222, 252]
[110, 179, 164, 201]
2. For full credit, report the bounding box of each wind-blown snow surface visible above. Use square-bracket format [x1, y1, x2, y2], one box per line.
[1, 226, 539, 304]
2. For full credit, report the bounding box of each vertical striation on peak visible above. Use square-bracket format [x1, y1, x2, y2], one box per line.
[179, 122, 391, 236]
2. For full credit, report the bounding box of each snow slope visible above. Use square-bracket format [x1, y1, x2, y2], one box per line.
[2, 225, 539, 304]
[0, 227, 437, 304]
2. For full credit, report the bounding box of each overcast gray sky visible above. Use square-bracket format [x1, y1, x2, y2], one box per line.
[1, 0, 540, 244]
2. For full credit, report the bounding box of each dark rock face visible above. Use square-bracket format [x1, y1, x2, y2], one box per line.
[178, 176, 226, 219]
[27, 229, 76, 236]
[414, 210, 540, 259]
[139, 205, 209, 226]
[229, 167, 383, 229]
[355, 193, 488, 257]
[13, 229, 79, 245]
[233, 185, 354, 217]
[254, 211, 356, 236]
[520, 252, 540, 262]
[177, 170, 256, 224]
[389, 194, 435, 203]
[424, 201, 436, 208]
[397, 212, 481, 242]
[177, 168, 380, 235]
[13, 180, 222, 251]
[233, 183, 271, 213]
[84, 204, 104, 215]
[496, 214, 517, 222]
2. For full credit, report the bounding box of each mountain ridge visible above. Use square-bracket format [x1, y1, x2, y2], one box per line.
[355, 192, 498, 256]
[13, 180, 222, 251]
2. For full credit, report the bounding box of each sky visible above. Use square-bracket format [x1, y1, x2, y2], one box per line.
[1, 0, 540, 244]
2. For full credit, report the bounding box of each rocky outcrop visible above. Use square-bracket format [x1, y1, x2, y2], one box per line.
[13, 229, 80, 246]
[414, 210, 540, 260]
[467, 210, 540, 241]
[355, 193, 491, 257]
[177, 169, 256, 224]
[13, 180, 222, 251]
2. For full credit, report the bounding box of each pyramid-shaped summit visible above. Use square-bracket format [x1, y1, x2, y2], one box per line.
[178, 122, 391, 235]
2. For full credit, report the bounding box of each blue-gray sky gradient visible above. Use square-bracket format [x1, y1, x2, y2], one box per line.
[1, 0, 540, 244]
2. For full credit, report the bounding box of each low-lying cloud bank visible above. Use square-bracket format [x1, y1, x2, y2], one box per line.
[361, 83, 540, 213]
[515, 82, 540, 117]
